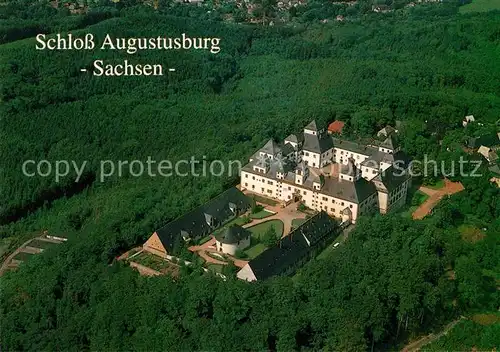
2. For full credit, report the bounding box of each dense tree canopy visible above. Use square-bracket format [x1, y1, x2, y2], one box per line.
[0, 0, 499, 350]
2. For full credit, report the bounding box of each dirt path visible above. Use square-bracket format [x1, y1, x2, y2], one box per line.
[412, 179, 464, 220]
[401, 317, 465, 352]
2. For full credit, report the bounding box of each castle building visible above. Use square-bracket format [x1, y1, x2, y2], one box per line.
[240, 121, 411, 223]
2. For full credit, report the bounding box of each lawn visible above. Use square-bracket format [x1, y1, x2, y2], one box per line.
[12, 252, 35, 261]
[460, 0, 500, 13]
[244, 243, 268, 259]
[247, 219, 284, 239]
[400, 190, 429, 218]
[425, 179, 445, 190]
[250, 209, 274, 219]
[212, 216, 250, 237]
[28, 239, 59, 250]
[458, 224, 486, 243]
[251, 195, 278, 206]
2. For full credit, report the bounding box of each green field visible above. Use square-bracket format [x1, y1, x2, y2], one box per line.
[244, 243, 268, 259]
[460, 0, 500, 13]
[458, 224, 486, 243]
[250, 209, 274, 219]
[247, 220, 284, 239]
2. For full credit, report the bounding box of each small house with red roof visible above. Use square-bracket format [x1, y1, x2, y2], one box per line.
[327, 120, 345, 135]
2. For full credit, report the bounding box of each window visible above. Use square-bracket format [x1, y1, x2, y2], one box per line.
[267, 181, 273, 185]
[305, 152, 309, 156]
[245, 174, 248, 178]
[245, 183, 248, 186]
[261, 188, 264, 192]
[288, 186, 291, 190]
[252, 185, 255, 189]
[341, 202, 344, 206]
[349, 205, 353, 209]
[252, 176, 255, 180]
[341, 151, 344, 154]
[303, 191, 307, 195]
[331, 208, 335, 212]
[332, 199, 335, 204]
[322, 197, 327, 201]
[313, 163, 316, 167]
[267, 190, 272, 194]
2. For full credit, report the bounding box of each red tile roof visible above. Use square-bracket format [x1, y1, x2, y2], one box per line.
[328, 120, 345, 134]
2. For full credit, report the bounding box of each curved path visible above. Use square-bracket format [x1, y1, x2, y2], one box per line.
[412, 179, 464, 220]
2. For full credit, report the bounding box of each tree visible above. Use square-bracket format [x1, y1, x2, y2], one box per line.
[262, 225, 279, 246]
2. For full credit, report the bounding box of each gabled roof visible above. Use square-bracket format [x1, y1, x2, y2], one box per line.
[285, 134, 300, 144]
[467, 133, 499, 149]
[215, 225, 251, 244]
[281, 142, 296, 157]
[304, 120, 319, 132]
[303, 133, 334, 154]
[379, 134, 399, 150]
[328, 120, 345, 134]
[377, 125, 396, 138]
[243, 211, 338, 280]
[154, 187, 251, 253]
[373, 166, 410, 192]
[333, 137, 377, 156]
[321, 174, 377, 203]
[260, 139, 281, 156]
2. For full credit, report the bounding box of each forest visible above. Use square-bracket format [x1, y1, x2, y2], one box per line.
[0, 0, 499, 350]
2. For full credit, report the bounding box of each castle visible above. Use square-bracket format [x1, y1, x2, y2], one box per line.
[240, 120, 412, 224]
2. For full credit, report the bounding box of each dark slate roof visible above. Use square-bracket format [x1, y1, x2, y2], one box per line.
[361, 158, 381, 168]
[321, 175, 377, 203]
[281, 142, 296, 156]
[489, 164, 500, 175]
[215, 224, 251, 244]
[261, 139, 281, 155]
[304, 120, 319, 132]
[246, 211, 338, 280]
[155, 187, 251, 253]
[333, 137, 377, 155]
[377, 125, 396, 137]
[467, 133, 499, 149]
[379, 134, 399, 150]
[285, 134, 298, 144]
[303, 133, 334, 154]
[374, 166, 411, 192]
